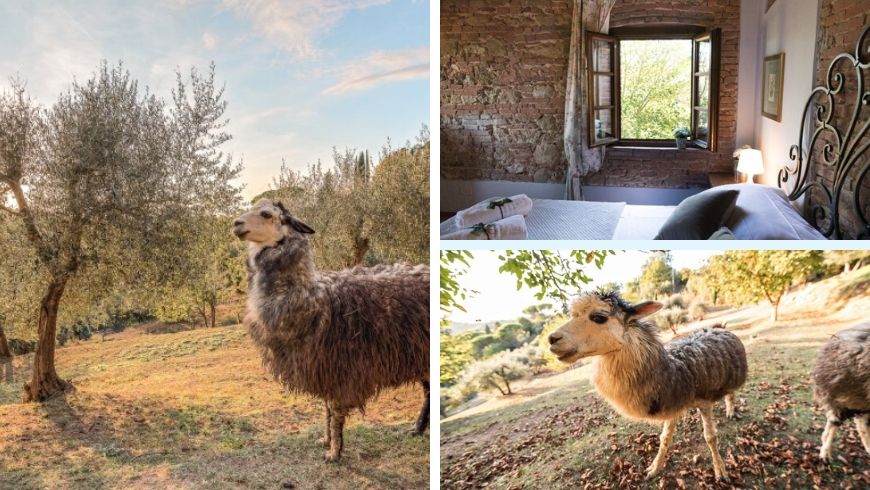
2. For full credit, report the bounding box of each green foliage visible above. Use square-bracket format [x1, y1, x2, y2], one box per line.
[1, 64, 242, 363]
[824, 251, 870, 274]
[455, 345, 545, 397]
[621, 40, 692, 139]
[269, 127, 429, 270]
[440, 326, 474, 387]
[662, 294, 685, 309]
[688, 298, 709, 321]
[440, 250, 474, 316]
[672, 127, 691, 139]
[470, 334, 499, 359]
[150, 215, 246, 326]
[655, 306, 688, 334]
[367, 129, 429, 264]
[698, 251, 824, 320]
[496, 250, 613, 306]
[636, 252, 682, 300]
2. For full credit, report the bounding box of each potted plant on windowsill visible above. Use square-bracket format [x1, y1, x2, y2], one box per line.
[673, 127, 691, 149]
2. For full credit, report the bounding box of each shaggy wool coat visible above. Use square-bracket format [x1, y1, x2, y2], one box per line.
[813, 323, 870, 420]
[245, 237, 429, 409]
[595, 322, 748, 422]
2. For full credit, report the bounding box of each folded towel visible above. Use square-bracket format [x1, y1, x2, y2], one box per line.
[442, 214, 528, 240]
[455, 194, 534, 228]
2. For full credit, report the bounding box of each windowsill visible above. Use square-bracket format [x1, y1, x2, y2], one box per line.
[612, 145, 707, 151]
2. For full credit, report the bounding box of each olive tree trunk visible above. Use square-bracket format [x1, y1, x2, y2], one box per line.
[0, 326, 11, 358]
[352, 236, 369, 266]
[24, 279, 72, 401]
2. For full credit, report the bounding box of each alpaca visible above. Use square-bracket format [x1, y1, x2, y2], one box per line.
[812, 323, 870, 461]
[548, 291, 747, 481]
[233, 199, 430, 461]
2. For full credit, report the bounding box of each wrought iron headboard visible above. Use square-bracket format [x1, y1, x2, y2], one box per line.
[778, 25, 870, 239]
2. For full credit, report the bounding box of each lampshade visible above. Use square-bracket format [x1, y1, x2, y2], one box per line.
[737, 149, 764, 175]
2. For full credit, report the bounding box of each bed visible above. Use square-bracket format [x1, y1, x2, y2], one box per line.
[440, 184, 827, 240]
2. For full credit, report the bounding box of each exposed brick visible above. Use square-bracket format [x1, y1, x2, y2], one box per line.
[440, 0, 739, 189]
[807, 0, 870, 238]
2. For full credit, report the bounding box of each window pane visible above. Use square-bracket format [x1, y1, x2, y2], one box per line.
[620, 39, 692, 139]
[696, 74, 709, 107]
[694, 109, 709, 144]
[592, 39, 612, 72]
[595, 75, 612, 107]
[697, 39, 711, 73]
[594, 109, 614, 143]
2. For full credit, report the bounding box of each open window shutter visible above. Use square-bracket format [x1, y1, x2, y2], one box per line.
[587, 32, 619, 147]
[691, 28, 720, 151]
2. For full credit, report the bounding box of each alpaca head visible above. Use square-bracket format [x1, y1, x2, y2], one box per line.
[233, 199, 315, 248]
[548, 291, 662, 363]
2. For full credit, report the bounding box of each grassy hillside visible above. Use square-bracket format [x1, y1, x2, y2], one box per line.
[0, 324, 428, 489]
[442, 267, 870, 489]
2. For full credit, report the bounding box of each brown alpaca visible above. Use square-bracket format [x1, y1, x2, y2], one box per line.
[812, 323, 870, 461]
[548, 291, 747, 481]
[233, 199, 430, 462]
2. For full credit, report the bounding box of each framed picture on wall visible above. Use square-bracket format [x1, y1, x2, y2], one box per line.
[762, 53, 785, 121]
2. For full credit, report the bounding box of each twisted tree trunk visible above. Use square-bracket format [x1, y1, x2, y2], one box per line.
[24, 279, 72, 401]
[0, 325, 11, 358]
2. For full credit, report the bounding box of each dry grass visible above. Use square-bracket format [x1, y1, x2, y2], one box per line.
[0, 324, 428, 489]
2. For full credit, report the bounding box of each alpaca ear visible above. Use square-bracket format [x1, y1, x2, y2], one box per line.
[273, 201, 315, 234]
[284, 215, 315, 235]
[632, 301, 663, 319]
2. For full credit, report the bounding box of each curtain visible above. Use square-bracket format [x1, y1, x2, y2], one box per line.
[564, 0, 616, 200]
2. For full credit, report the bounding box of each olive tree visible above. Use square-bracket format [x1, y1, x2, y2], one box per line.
[367, 128, 429, 264]
[702, 251, 823, 321]
[0, 63, 241, 401]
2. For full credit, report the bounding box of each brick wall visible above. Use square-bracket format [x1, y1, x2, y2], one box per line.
[440, 0, 740, 189]
[441, 0, 572, 184]
[809, 0, 870, 238]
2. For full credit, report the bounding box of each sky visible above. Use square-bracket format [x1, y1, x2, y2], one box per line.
[447, 250, 721, 324]
[0, 0, 429, 199]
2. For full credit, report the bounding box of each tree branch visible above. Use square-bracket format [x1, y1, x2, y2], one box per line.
[2, 176, 56, 275]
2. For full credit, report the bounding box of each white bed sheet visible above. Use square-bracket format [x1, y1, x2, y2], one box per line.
[612, 205, 675, 240]
[440, 199, 626, 240]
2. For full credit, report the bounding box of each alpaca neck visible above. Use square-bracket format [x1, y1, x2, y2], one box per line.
[248, 237, 316, 292]
[246, 237, 319, 335]
[593, 326, 672, 419]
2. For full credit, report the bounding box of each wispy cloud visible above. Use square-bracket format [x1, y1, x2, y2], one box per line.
[202, 31, 218, 49]
[322, 47, 428, 95]
[220, 0, 390, 58]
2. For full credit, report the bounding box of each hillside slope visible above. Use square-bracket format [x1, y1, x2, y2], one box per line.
[442, 267, 870, 489]
[0, 324, 428, 489]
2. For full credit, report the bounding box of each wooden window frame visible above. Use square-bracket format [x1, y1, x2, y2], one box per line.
[586, 32, 619, 148]
[585, 26, 721, 151]
[691, 29, 721, 152]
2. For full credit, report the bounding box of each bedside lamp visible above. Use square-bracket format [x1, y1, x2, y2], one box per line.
[737, 149, 764, 184]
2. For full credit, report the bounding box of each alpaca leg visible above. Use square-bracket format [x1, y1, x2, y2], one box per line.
[325, 405, 348, 462]
[646, 418, 676, 479]
[819, 410, 840, 461]
[724, 393, 737, 420]
[413, 380, 430, 435]
[854, 414, 870, 456]
[318, 402, 332, 447]
[699, 407, 729, 482]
